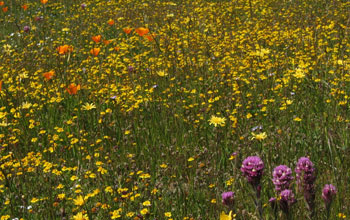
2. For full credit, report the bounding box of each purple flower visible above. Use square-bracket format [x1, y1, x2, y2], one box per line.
[269, 197, 277, 203]
[127, 65, 135, 72]
[221, 191, 234, 207]
[279, 189, 296, 214]
[241, 156, 264, 186]
[272, 165, 293, 192]
[295, 157, 316, 190]
[81, 3, 87, 9]
[322, 184, 336, 206]
[295, 157, 316, 214]
[23, 26, 30, 33]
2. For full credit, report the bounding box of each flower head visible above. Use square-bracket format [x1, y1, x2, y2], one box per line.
[135, 27, 149, 36]
[66, 83, 80, 95]
[295, 157, 316, 190]
[82, 103, 96, 111]
[241, 156, 264, 186]
[23, 26, 30, 33]
[251, 132, 267, 141]
[209, 115, 226, 127]
[272, 165, 293, 192]
[295, 157, 316, 213]
[279, 189, 296, 214]
[221, 191, 234, 207]
[73, 212, 89, 220]
[322, 184, 337, 206]
[90, 48, 100, 56]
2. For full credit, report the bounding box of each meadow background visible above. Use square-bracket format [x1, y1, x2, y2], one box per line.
[0, 0, 350, 219]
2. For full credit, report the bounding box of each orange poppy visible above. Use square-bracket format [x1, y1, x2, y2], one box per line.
[0, 80, 2, 92]
[103, 40, 111, 45]
[145, 34, 156, 41]
[114, 46, 120, 51]
[107, 19, 114, 26]
[92, 35, 101, 43]
[21, 4, 28, 10]
[90, 48, 100, 56]
[66, 83, 80, 95]
[57, 45, 73, 55]
[135, 27, 149, 36]
[123, 27, 132, 34]
[2, 6, 8, 12]
[0, 2, 4, 6]
[43, 71, 54, 80]
[41, 0, 48, 4]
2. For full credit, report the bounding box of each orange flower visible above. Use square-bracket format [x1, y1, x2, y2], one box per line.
[41, 0, 48, 4]
[92, 35, 101, 43]
[0, 80, 2, 92]
[103, 40, 111, 45]
[123, 27, 133, 34]
[21, 4, 28, 10]
[114, 46, 120, 51]
[90, 48, 100, 56]
[57, 45, 73, 55]
[107, 19, 114, 26]
[66, 83, 80, 95]
[135, 27, 149, 36]
[0, 2, 4, 6]
[43, 71, 54, 80]
[145, 34, 156, 41]
[2, 6, 8, 12]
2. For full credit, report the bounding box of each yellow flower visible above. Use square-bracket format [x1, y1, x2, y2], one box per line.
[160, 163, 167, 168]
[72, 212, 89, 220]
[157, 70, 168, 77]
[31, 197, 39, 203]
[142, 200, 151, 206]
[126, 212, 135, 217]
[21, 102, 32, 109]
[82, 103, 96, 111]
[58, 194, 65, 200]
[1, 215, 10, 220]
[293, 117, 302, 122]
[294, 68, 305, 78]
[165, 212, 172, 217]
[251, 132, 267, 141]
[220, 211, 236, 220]
[209, 115, 226, 127]
[140, 208, 149, 215]
[111, 209, 122, 219]
[73, 195, 85, 206]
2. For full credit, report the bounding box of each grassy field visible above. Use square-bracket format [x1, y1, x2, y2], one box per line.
[1, 0, 350, 219]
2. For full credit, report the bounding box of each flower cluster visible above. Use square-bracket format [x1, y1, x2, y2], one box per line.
[322, 184, 337, 206]
[295, 157, 316, 191]
[272, 165, 293, 192]
[241, 156, 264, 187]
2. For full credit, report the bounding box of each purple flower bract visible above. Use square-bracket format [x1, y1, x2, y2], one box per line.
[241, 156, 264, 186]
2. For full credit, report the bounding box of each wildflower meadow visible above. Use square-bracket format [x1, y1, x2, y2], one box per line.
[1, 0, 350, 219]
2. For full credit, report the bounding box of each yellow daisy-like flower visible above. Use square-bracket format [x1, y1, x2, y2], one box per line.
[82, 103, 96, 111]
[157, 70, 168, 77]
[220, 211, 236, 220]
[72, 212, 89, 220]
[73, 195, 85, 206]
[31, 197, 39, 203]
[251, 132, 267, 141]
[209, 115, 226, 127]
[140, 208, 149, 215]
[142, 200, 151, 206]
